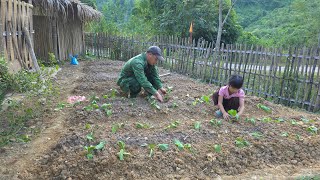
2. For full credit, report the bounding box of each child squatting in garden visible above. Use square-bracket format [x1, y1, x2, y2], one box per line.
[212, 75, 245, 120]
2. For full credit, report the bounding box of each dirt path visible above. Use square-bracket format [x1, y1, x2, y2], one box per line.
[0, 63, 85, 179]
[0, 60, 320, 179]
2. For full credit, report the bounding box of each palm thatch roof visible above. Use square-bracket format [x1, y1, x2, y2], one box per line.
[31, 0, 102, 21]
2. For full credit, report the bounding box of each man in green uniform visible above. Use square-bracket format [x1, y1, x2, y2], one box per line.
[117, 46, 167, 102]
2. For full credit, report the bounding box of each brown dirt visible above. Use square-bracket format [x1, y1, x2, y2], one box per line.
[1, 60, 320, 179]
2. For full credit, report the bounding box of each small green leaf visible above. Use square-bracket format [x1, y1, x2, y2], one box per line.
[250, 132, 263, 139]
[291, 120, 297, 125]
[95, 141, 106, 150]
[201, 95, 210, 104]
[301, 118, 309, 123]
[184, 143, 192, 151]
[112, 124, 118, 133]
[92, 104, 99, 109]
[210, 119, 222, 127]
[194, 121, 201, 130]
[307, 126, 318, 134]
[101, 103, 112, 110]
[214, 144, 221, 153]
[295, 134, 302, 140]
[84, 105, 93, 111]
[106, 110, 112, 117]
[103, 95, 108, 99]
[281, 132, 289, 137]
[118, 149, 124, 160]
[174, 139, 184, 150]
[85, 123, 91, 129]
[158, 144, 169, 151]
[86, 153, 94, 159]
[275, 118, 285, 123]
[86, 132, 94, 141]
[118, 141, 125, 149]
[235, 137, 250, 148]
[245, 118, 256, 125]
[228, 109, 237, 117]
[257, 104, 272, 113]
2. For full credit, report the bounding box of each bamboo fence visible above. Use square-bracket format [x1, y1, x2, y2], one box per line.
[84, 33, 320, 112]
[0, 0, 34, 72]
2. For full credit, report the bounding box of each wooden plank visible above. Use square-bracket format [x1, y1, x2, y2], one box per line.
[7, 0, 15, 62]
[218, 43, 225, 85]
[257, 47, 265, 97]
[0, 0, 6, 58]
[301, 47, 312, 108]
[251, 45, 260, 96]
[224, 44, 230, 83]
[308, 48, 319, 111]
[266, 47, 276, 96]
[244, 44, 254, 94]
[271, 47, 281, 98]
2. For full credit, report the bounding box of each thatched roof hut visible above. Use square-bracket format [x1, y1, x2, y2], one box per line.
[28, 0, 101, 62]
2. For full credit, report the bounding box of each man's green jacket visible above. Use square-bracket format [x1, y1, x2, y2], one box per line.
[117, 53, 162, 95]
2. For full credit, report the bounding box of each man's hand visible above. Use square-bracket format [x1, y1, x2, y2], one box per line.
[154, 92, 163, 102]
[158, 88, 167, 95]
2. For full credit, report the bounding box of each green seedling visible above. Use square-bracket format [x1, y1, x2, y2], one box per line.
[301, 117, 309, 123]
[291, 120, 297, 125]
[105, 110, 113, 117]
[275, 118, 285, 123]
[174, 139, 184, 150]
[245, 118, 256, 125]
[201, 95, 210, 104]
[110, 89, 118, 98]
[86, 132, 94, 141]
[174, 139, 193, 152]
[228, 109, 239, 120]
[84, 145, 96, 159]
[296, 134, 302, 141]
[103, 95, 109, 99]
[164, 86, 173, 101]
[165, 121, 180, 130]
[307, 126, 318, 134]
[250, 132, 263, 139]
[148, 144, 156, 157]
[192, 98, 203, 106]
[257, 103, 272, 113]
[85, 123, 91, 129]
[83, 105, 94, 111]
[172, 102, 178, 108]
[112, 123, 125, 133]
[90, 95, 100, 102]
[210, 119, 222, 127]
[136, 122, 150, 129]
[17, 134, 31, 142]
[235, 137, 250, 148]
[194, 121, 201, 130]
[184, 143, 193, 152]
[117, 141, 130, 161]
[54, 103, 66, 111]
[101, 103, 112, 110]
[158, 144, 169, 151]
[281, 132, 289, 137]
[214, 144, 222, 153]
[150, 99, 161, 110]
[84, 141, 106, 159]
[259, 117, 273, 123]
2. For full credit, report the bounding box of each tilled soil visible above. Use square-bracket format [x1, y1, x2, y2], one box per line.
[2, 60, 320, 179]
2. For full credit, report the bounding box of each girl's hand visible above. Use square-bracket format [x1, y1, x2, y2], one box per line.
[223, 112, 230, 120]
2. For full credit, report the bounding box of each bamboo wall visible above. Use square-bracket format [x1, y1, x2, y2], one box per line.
[85, 33, 320, 112]
[0, 0, 34, 73]
[33, 14, 84, 62]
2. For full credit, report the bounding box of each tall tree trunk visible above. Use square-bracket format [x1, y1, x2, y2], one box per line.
[215, 0, 223, 50]
[215, 0, 237, 50]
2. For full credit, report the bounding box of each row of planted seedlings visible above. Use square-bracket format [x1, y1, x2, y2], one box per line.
[56, 88, 318, 160]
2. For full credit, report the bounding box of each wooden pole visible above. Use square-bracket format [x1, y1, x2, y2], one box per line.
[22, 26, 40, 71]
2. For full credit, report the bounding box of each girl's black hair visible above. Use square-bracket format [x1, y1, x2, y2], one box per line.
[228, 75, 243, 89]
